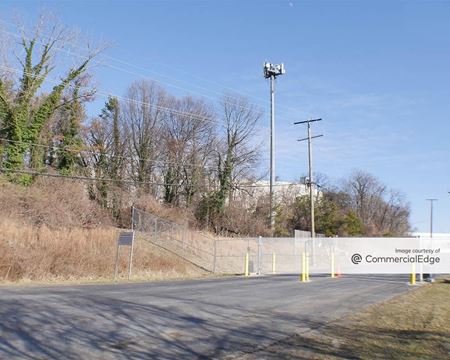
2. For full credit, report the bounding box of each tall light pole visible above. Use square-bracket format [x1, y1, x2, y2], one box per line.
[263, 62, 285, 231]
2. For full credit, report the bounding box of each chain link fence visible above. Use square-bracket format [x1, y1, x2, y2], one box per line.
[131, 207, 336, 275]
[214, 237, 336, 275]
[131, 207, 216, 272]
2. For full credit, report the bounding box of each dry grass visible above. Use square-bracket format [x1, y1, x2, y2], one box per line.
[0, 218, 206, 283]
[134, 194, 194, 227]
[242, 278, 450, 359]
[0, 175, 215, 283]
[0, 176, 112, 228]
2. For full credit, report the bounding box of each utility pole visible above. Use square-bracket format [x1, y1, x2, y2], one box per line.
[295, 119, 323, 237]
[426, 198, 438, 282]
[426, 198, 438, 238]
[263, 62, 285, 232]
[295, 119, 323, 263]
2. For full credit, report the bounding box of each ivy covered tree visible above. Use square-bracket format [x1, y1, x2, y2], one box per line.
[100, 96, 125, 218]
[82, 96, 126, 216]
[99, 96, 123, 181]
[57, 80, 87, 175]
[0, 20, 101, 182]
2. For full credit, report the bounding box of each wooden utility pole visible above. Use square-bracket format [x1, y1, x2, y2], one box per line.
[295, 118, 323, 263]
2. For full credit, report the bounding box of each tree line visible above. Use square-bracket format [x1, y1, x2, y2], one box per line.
[0, 18, 410, 236]
[274, 171, 410, 237]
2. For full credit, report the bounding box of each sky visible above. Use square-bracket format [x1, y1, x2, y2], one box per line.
[0, 0, 449, 233]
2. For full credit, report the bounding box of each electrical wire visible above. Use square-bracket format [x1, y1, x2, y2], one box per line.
[0, 26, 286, 183]
[0, 137, 220, 170]
[0, 167, 294, 188]
[0, 64, 217, 124]
[0, 27, 280, 118]
[0, 20, 300, 116]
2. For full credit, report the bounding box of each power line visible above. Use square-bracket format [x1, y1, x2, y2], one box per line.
[0, 137, 220, 170]
[0, 27, 278, 117]
[0, 20, 300, 117]
[0, 64, 217, 124]
[0, 65, 271, 172]
[0, 26, 298, 188]
[0, 31, 300, 153]
[0, 167, 179, 186]
[0, 167, 299, 188]
[0, 64, 272, 174]
[0, 66, 282, 184]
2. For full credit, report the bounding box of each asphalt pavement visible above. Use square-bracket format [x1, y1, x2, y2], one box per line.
[0, 274, 412, 359]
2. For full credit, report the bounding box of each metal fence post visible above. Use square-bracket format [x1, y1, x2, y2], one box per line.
[306, 252, 310, 281]
[272, 252, 276, 274]
[257, 236, 262, 275]
[331, 250, 335, 278]
[182, 225, 185, 249]
[131, 205, 134, 231]
[213, 240, 217, 274]
[301, 252, 306, 282]
[244, 252, 249, 276]
[114, 241, 120, 280]
[128, 236, 134, 280]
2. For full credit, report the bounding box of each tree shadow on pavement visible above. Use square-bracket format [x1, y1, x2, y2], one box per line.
[0, 275, 414, 359]
[0, 288, 332, 359]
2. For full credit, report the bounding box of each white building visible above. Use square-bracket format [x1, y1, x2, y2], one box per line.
[233, 180, 319, 208]
[411, 232, 450, 239]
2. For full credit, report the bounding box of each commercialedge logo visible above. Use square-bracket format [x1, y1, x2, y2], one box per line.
[351, 253, 362, 264]
[352, 254, 441, 265]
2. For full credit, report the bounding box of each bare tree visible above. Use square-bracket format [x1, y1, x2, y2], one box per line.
[374, 190, 410, 236]
[121, 80, 166, 193]
[216, 94, 262, 209]
[344, 170, 386, 226]
[343, 170, 410, 236]
[82, 117, 110, 207]
[161, 95, 216, 205]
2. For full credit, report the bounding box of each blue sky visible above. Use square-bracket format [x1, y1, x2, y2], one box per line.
[1, 0, 449, 232]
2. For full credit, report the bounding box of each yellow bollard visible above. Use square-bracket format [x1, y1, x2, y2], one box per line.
[410, 263, 416, 285]
[272, 252, 276, 274]
[306, 252, 310, 281]
[244, 252, 249, 277]
[301, 252, 306, 282]
[331, 251, 335, 278]
[244, 253, 249, 276]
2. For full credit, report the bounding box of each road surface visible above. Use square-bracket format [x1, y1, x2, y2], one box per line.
[0, 275, 412, 359]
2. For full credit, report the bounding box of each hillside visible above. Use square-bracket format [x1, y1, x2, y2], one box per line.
[0, 176, 208, 283]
